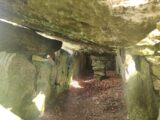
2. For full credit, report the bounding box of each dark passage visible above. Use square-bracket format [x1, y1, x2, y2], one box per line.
[41, 71, 127, 120]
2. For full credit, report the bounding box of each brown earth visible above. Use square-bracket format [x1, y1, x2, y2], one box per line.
[41, 72, 127, 120]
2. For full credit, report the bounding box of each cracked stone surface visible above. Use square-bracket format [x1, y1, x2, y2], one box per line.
[0, 0, 160, 53]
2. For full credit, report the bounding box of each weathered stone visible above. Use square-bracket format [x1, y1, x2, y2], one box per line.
[91, 56, 109, 61]
[0, 50, 76, 120]
[148, 29, 160, 40]
[94, 72, 106, 76]
[0, 51, 39, 120]
[124, 26, 160, 56]
[1, 1, 160, 120]
[91, 55, 108, 80]
[92, 67, 105, 71]
[146, 56, 160, 65]
[92, 63, 105, 67]
[117, 50, 158, 120]
[151, 65, 160, 79]
[53, 50, 74, 95]
[153, 79, 160, 91]
[0, 21, 62, 56]
[137, 37, 160, 46]
[155, 43, 160, 54]
[0, 0, 160, 52]
[94, 75, 102, 80]
[126, 46, 155, 56]
[157, 22, 160, 31]
[33, 60, 52, 102]
[32, 55, 55, 66]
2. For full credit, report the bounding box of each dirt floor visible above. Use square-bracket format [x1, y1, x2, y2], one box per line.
[41, 71, 127, 120]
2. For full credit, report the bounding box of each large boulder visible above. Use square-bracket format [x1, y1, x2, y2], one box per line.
[0, 21, 62, 57]
[117, 49, 159, 120]
[0, 51, 39, 120]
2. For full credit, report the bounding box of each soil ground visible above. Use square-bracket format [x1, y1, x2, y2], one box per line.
[41, 71, 127, 120]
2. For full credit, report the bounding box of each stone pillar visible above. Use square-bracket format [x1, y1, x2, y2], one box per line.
[91, 56, 107, 80]
[117, 49, 158, 120]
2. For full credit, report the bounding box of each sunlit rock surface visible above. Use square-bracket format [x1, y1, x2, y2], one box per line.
[125, 22, 160, 56]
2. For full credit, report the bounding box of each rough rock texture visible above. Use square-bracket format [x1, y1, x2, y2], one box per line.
[125, 22, 160, 56]
[33, 61, 52, 101]
[51, 49, 74, 95]
[116, 23, 160, 119]
[1, 1, 160, 120]
[0, 52, 38, 120]
[0, 21, 76, 120]
[0, 0, 160, 53]
[91, 55, 115, 80]
[116, 50, 158, 120]
[0, 21, 62, 57]
[91, 56, 107, 80]
[0, 51, 75, 120]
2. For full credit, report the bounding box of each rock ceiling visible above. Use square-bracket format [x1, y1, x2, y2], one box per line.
[0, 0, 160, 53]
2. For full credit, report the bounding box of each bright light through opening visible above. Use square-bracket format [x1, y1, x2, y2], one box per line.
[32, 92, 46, 113]
[125, 54, 137, 82]
[0, 105, 22, 120]
[112, 0, 148, 7]
[70, 80, 83, 88]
